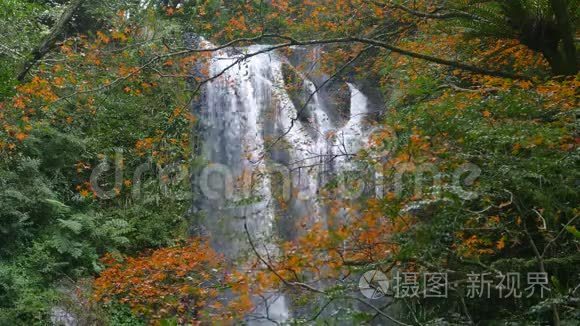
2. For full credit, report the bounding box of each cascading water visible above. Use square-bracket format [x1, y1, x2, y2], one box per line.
[198, 46, 274, 256]
[196, 42, 373, 323]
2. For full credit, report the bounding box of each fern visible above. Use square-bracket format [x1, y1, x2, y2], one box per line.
[57, 219, 83, 234]
[448, 0, 579, 38]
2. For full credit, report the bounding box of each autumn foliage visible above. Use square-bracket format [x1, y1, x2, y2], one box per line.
[0, 0, 578, 324]
[93, 239, 254, 324]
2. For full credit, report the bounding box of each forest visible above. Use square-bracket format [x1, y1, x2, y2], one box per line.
[0, 0, 578, 325]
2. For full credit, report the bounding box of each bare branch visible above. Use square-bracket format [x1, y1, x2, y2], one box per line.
[244, 220, 411, 325]
[343, 295, 412, 326]
[243, 220, 325, 294]
[542, 214, 579, 258]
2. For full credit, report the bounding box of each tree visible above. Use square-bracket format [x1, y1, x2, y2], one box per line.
[1, 0, 578, 324]
[456, 0, 579, 75]
[17, 0, 86, 81]
[93, 240, 254, 324]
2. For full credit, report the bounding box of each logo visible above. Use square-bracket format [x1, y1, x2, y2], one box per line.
[359, 270, 390, 299]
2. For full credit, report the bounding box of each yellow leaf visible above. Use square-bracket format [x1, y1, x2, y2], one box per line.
[496, 237, 506, 250]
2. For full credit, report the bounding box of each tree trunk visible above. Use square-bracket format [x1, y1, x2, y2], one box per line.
[17, 0, 85, 82]
[541, 46, 572, 76]
[548, 0, 578, 75]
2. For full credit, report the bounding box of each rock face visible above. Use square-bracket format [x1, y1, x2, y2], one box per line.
[284, 46, 385, 125]
[284, 46, 351, 126]
[50, 307, 76, 326]
[280, 62, 313, 124]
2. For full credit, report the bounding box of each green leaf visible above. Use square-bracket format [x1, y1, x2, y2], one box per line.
[44, 199, 70, 213]
[57, 219, 83, 234]
[565, 225, 580, 238]
[159, 318, 178, 326]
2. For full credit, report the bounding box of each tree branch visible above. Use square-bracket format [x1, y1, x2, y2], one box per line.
[43, 31, 530, 111]
[260, 45, 371, 160]
[243, 220, 411, 325]
[246, 34, 529, 80]
[388, 3, 478, 20]
[542, 214, 579, 258]
[18, 0, 86, 81]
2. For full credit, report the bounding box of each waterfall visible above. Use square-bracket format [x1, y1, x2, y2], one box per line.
[197, 43, 372, 323]
[198, 45, 275, 256]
